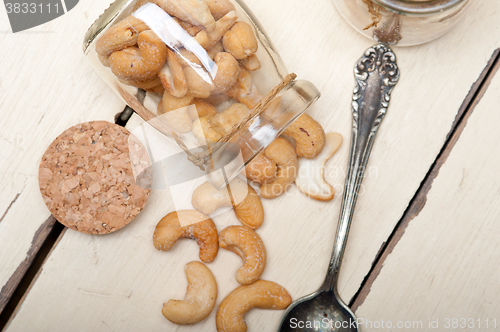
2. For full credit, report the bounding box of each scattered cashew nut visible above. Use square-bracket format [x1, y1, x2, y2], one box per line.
[96, 15, 150, 57]
[283, 113, 326, 159]
[222, 21, 258, 60]
[162, 261, 217, 325]
[295, 132, 343, 201]
[216, 280, 292, 332]
[192, 178, 264, 229]
[219, 225, 266, 284]
[153, 210, 218, 263]
[109, 30, 168, 81]
[260, 137, 298, 199]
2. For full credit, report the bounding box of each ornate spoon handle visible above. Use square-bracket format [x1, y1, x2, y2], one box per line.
[322, 44, 400, 292]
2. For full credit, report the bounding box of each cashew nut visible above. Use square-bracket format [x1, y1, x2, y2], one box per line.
[188, 99, 218, 120]
[219, 225, 266, 284]
[119, 76, 163, 90]
[192, 103, 249, 144]
[153, 210, 218, 263]
[207, 40, 224, 59]
[283, 114, 326, 159]
[98, 53, 110, 67]
[176, 48, 203, 67]
[245, 154, 277, 185]
[204, 0, 235, 20]
[159, 48, 188, 98]
[160, 92, 194, 114]
[216, 280, 292, 332]
[149, 84, 166, 94]
[233, 184, 264, 229]
[192, 178, 264, 229]
[239, 54, 261, 71]
[222, 21, 258, 60]
[162, 98, 217, 132]
[95, 16, 150, 57]
[212, 103, 248, 132]
[174, 17, 203, 37]
[205, 92, 230, 106]
[184, 66, 214, 98]
[109, 30, 168, 81]
[164, 106, 193, 133]
[192, 116, 225, 143]
[260, 137, 298, 199]
[213, 52, 241, 93]
[153, 0, 216, 32]
[226, 68, 262, 108]
[162, 261, 217, 325]
[194, 11, 238, 50]
[295, 132, 343, 201]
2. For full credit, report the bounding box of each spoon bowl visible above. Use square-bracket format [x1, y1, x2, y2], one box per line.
[280, 290, 357, 332]
[278, 44, 399, 332]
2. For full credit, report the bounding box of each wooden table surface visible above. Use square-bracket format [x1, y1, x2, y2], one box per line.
[1, 0, 499, 331]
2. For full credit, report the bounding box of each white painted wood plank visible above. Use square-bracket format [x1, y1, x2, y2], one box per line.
[4, 0, 500, 331]
[356, 66, 500, 331]
[0, 0, 125, 301]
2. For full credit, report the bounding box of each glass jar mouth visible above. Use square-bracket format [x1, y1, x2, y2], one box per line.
[372, 0, 465, 15]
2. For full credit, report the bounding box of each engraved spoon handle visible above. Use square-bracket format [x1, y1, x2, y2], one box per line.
[321, 44, 400, 292]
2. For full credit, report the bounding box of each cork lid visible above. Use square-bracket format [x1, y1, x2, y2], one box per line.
[39, 121, 152, 234]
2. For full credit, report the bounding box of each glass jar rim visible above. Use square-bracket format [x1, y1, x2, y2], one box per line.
[372, 0, 466, 15]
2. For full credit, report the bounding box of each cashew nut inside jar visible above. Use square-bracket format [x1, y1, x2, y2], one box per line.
[84, 0, 320, 184]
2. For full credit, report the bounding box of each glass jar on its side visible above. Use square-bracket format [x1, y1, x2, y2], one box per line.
[333, 0, 472, 46]
[83, 0, 320, 186]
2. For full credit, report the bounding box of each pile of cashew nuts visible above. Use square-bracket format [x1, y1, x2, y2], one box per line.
[96, 0, 263, 136]
[96, 0, 343, 201]
[152, 132, 342, 331]
[153, 205, 290, 331]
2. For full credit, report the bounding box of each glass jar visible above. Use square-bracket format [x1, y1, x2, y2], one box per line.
[83, 0, 320, 187]
[332, 0, 472, 46]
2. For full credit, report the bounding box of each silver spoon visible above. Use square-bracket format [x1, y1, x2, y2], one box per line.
[278, 44, 399, 332]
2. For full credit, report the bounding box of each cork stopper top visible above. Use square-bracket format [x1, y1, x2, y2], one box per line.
[39, 121, 152, 234]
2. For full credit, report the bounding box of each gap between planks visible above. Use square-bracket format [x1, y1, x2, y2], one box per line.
[0, 108, 134, 331]
[349, 48, 500, 312]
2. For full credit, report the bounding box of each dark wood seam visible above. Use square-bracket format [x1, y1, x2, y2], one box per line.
[1, 228, 67, 332]
[350, 48, 500, 312]
[0, 215, 56, 315]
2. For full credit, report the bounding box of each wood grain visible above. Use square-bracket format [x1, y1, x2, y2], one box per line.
[355, 53, 500, 331]
[351, 49, 500, 311]
[0, 0, 126, 314]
